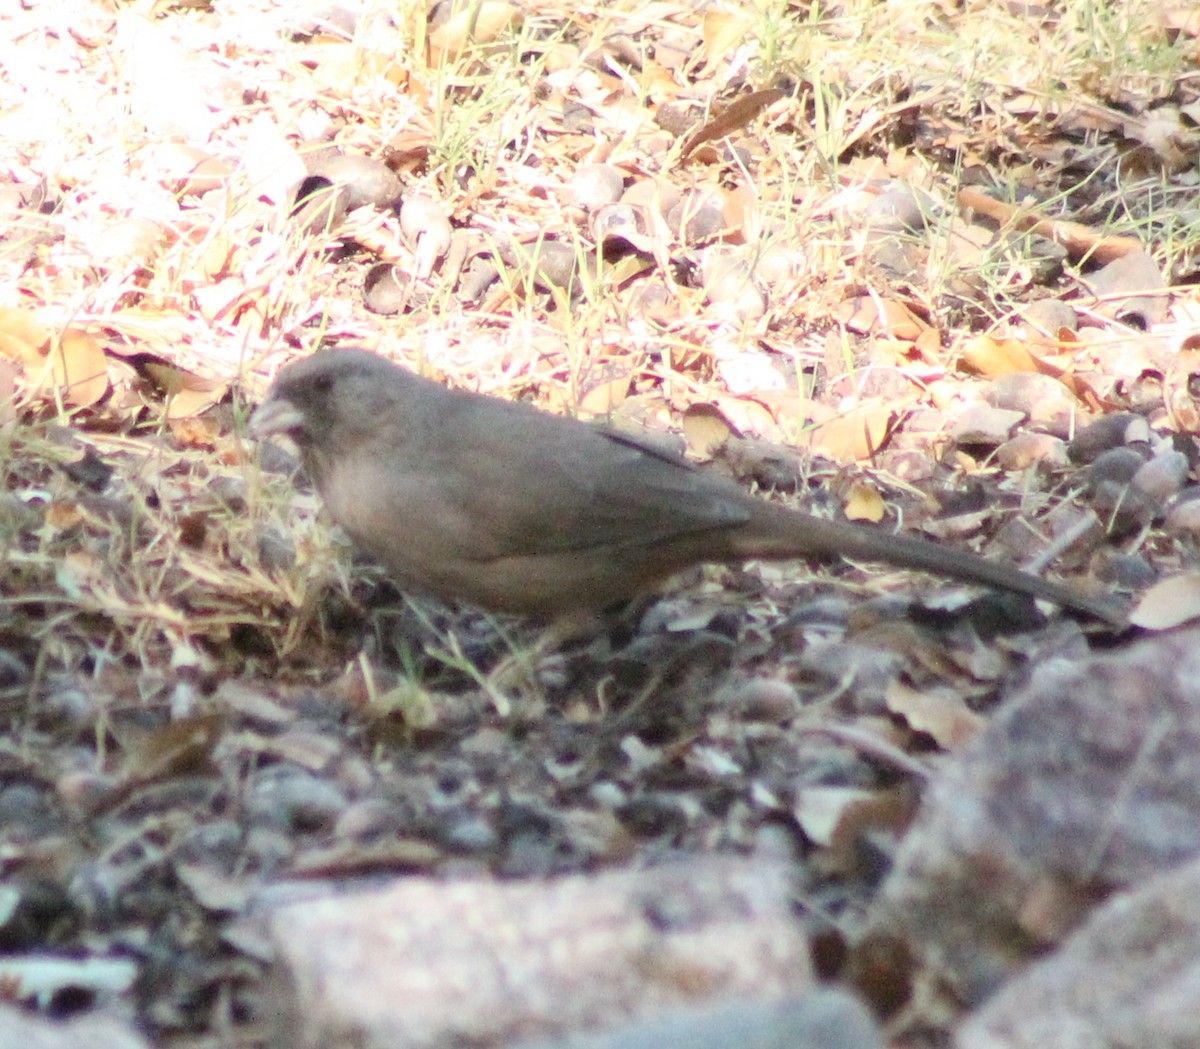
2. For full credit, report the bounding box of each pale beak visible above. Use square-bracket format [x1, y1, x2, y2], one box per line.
[248, 397, 306, 438]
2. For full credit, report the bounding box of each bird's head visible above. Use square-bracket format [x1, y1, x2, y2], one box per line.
[249, 349, 406, 452]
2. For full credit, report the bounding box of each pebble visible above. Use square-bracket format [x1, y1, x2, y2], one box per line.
[1087, 447, 1149, 491]
[728, 677, 802, 721]
[1133, 451, 1190, 502]
[567, 163, 625, 210]
[864, 181, 927, 232]
[951, 404, 1025, 446]
[994, 432, 1068, 470]
[1092, 551, 1157, 588]
[984, 372, 1076, 435]
[247, 767, 348, 834]
[1068, 413, 1152, 463]
[1164, 489, 1200, 535]
[307, 153, 402, 211]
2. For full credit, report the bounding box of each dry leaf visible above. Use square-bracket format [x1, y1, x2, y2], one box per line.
[120, 713, 224, 780]
[682, 403, 737, 457]
[716, 350, 784, 394]
[959, 334, 1040, 378]
[701, 7, 754, 69]
[577, 372, 632, 416]
[428, 1, 521, 64]
[0, 316, 108, 407]
[49, 329, 110, 408]
[885, 679, 986, 750]
[0, 307, 50, 364]
[794, 786, 879, 848]
[45, 500, 84, 532]
[843, 482, 886, 523]
[165, 384, 230, 420]
[400, 195, 453, 279]
[681, 88, 787, 159]
[790, 401, 898, 464]
[170, 415, 223, 448]
[143, 361, 228, 418]
[957, 186, 1143, 265]
[1129, 574, 1200, 630]
[844, 295, 928, 340]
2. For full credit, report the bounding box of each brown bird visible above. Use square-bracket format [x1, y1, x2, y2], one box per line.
[249, 349, 1124, 628]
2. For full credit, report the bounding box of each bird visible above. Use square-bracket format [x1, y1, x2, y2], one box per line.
[248, 348, 1125, 630]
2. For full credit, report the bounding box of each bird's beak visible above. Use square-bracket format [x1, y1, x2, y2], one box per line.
[248, 397, 306, 438]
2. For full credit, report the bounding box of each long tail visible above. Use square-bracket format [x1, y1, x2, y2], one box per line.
[733, 502, 1127, 626]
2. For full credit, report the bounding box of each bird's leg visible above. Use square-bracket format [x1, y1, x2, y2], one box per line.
[486, 609, 611, 701]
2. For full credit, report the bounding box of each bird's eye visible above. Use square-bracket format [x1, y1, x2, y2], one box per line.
[311, 373, 334, 395]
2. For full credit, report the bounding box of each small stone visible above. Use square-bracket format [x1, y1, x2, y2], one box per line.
[1091, 551, 1157, 589]
[513, 989, 882, 1049]
[1068, 413, 1152, 463]
[1020, 298, 1078, 333]
[863, 181, 927, 232]
[256, 526, 296, 572]
[334, 798, 402, 841]
[861, 627, 1200, 1009]
[994, 433, 1068, 470]
[957, 857, 1200, 1049]
[307, 153, 402, 211]
[1087, 446, 1148, 491]
[0, 1004, 151, 1049]
[1132, 450, 1189, 502]
[247, 768, 348, 834]
[983, 373, 1077, 436]
[667, 191, 725, 242]
[951, 405, 1025, 446]
[567, 163, 625, 211]
[727, 678, 802, 721]
[1165, 490, 1200, 535]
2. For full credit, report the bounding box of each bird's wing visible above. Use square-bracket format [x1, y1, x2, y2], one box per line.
[400, 401, 753, 560]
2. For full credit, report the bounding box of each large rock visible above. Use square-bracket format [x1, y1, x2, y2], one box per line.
[859, 626, 1200, 1008]
[957, 855, 1200, 1049]
[259, 857, 813, 1049]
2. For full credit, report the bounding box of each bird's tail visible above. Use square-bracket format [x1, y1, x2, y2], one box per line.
[731, 500, 1127, 626]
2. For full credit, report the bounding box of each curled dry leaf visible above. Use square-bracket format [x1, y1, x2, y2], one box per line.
[682, 403, 737, 458]
[0, 312, 109, 408]
[576, 371, 632, 416]
[151, 142, 232, 197]
[777, 398, 899, 464]
[0, 306, 49, 365]
[119, 713, 224, 781]
[959, 333, 1040, 378]
[956, 185, 1143, 266]
[843, 295, 928, 341]
[794, 786, 879, 848]
[885, 679, 987, 751]
[843, 482, 886, 523]
[1129, 574, 1200, 630]
[400, 195, 453, 279]
[681, 88, 787, 159]
[428, 1, 521, 64]
[700, 7, 755, 71]
[142, 361, 228, 419]
[363, 263, 411, 315]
